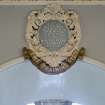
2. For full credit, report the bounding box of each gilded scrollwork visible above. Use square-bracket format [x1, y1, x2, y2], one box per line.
[23, 47, 85, 74]
[23, 4, 85, 74]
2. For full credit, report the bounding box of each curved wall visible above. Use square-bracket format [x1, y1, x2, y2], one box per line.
[0, 60, 105, 105]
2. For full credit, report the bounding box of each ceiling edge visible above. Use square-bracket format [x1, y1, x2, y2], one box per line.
[0, 1, 105, 5]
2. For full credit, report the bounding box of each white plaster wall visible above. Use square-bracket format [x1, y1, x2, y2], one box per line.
[0, 5, 105, 65]
[0, 60, 105, 105]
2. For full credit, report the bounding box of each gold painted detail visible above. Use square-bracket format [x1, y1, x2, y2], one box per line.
[23, 47, 85, 74]
[23, 3, 85, 74]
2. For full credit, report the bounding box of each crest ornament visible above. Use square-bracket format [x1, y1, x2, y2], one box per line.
[23, 3, 85, 74]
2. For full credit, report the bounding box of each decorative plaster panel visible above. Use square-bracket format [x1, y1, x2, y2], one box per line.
[23, 3, 85, 74]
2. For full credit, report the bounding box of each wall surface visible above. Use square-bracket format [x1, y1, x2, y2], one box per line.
[0, 5, 105, 65]
[0, 60, 105, 105]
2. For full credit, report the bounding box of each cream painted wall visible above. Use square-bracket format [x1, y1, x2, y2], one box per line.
[0, 5, 105, 65]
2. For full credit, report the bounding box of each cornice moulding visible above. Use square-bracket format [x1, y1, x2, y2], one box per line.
[0, 1, 105, 5]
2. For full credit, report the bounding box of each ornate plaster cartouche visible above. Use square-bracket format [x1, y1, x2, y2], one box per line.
[23, 3, 85, 74]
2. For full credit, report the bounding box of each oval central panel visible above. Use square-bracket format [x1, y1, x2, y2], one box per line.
[39, 20, 69, 51]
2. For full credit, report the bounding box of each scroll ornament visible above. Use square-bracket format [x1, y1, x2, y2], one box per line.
[23, 4, 85, 74]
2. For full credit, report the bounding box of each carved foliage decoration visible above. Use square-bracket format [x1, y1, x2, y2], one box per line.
[24, 3, 84, 74]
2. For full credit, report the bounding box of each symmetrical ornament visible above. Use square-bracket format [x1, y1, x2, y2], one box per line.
[23, 3, 85, 74]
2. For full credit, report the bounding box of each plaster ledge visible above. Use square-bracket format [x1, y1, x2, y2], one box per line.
[0, 1, 105, 5]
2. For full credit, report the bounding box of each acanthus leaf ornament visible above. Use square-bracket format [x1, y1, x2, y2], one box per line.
[23, 3, 85, 75]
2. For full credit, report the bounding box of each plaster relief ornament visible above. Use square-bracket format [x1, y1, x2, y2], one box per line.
[23, 3, 85, 75]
